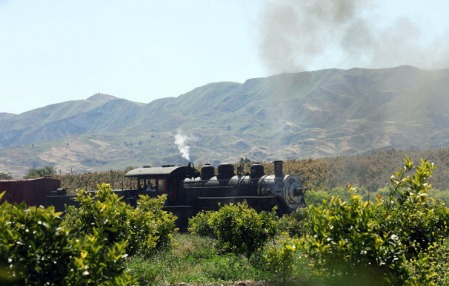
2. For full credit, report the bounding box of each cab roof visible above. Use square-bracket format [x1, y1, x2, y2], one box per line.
[125, 165, 200, 179]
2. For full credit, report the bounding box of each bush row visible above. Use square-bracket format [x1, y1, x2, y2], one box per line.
[0, 183, 177, 285]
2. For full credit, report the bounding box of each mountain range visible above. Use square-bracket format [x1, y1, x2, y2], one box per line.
[1, 65, 449, 178]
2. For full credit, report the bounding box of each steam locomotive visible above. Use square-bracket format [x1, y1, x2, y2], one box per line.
[48, 160, 306, 229]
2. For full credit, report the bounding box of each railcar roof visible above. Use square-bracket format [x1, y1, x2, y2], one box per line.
[125, 165, 182, 177]
[0, 177, 60, 183]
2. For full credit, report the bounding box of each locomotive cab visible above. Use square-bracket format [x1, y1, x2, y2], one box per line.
[125, 164, 200, 230]
[125, 164, 200, 204]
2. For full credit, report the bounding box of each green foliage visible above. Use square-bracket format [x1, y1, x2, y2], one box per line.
[128, 233, 265, 286]
[23, 165, 56, 179]
[0, 183, 176, 285]
[402, 240, 449, 286]
[382, 158, 449, 260]
[306, 187, 374, 206]
[64, 183, 132, 247]
[208, 202, 278, 259]
[187, 210, 215, 238]
[388, 157, 434, 204]
[64, 183, 177, 257]
[0, 191, 134, 285]
[301, 189, 390, 283]
[7, 154, 449, 284]
[0, 194, 70, 285]
[277, 207, 308, 238]
[0, 172, 12, 180]
[126, 255, 161, 285]
[262, 234, 300, 285]
[203, 254, 254, 282]
[64, 230, 133, 285]
[129, 194, 177, 256]
[189, 202, 278, 259]
[299, 157, 449, 285]
[304, 189, 330, 205]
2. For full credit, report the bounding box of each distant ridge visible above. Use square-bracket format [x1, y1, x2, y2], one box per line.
[87, 93, 118, 102]
[0, 113, 15, 120]
[1, 66, 449, 178]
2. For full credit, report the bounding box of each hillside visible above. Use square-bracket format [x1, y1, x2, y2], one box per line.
[1, 66, 449, 178]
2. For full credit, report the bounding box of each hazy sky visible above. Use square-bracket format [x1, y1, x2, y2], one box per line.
[1, 0, 448, 114]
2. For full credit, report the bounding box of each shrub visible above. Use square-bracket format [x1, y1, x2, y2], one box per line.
[0, 191, 134, 285]
[299, 158, 449, 284]
[187, 210, 215, 238]
[402, 240, 449, 286]
[0, 183, 178, 284]
[128, 194, 177, 256]
[262, 234, 300, 285]
[207, 202, 278, 259]
[0, 196, 71, 285]
[301, 189, 392, 283]
[277, 207, 308, 238]
[64, 183, 132, 248]
[64, 230, 133, 285]
[64, 183, 177, 257]
[304, 189, 329, 206]
[383, 158, 449, 260]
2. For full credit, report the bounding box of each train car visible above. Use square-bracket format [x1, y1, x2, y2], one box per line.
[0, 177, 61, 206]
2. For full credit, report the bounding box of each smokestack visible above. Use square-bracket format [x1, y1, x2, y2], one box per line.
[274, 160, 283, 178]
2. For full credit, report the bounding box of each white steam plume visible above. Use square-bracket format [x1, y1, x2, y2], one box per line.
[174, 130, 190, 161]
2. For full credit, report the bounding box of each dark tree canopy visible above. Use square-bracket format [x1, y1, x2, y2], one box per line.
[24, 166, 56, 179]
[0, 172, 13, 180]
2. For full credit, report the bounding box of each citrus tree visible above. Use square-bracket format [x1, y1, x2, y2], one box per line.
[189, 201, 278, 259]
[300, 158, 449, 285]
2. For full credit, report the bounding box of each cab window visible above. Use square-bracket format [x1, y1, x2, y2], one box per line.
[157, 179, 166, 193]
[145, 178, 157, 192]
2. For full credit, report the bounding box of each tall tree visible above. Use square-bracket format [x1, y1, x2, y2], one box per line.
[0, 172, 13, 180]
[24, 166, 56, 179]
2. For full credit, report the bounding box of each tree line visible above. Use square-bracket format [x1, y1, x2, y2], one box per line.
[5, 147, 449, 195]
